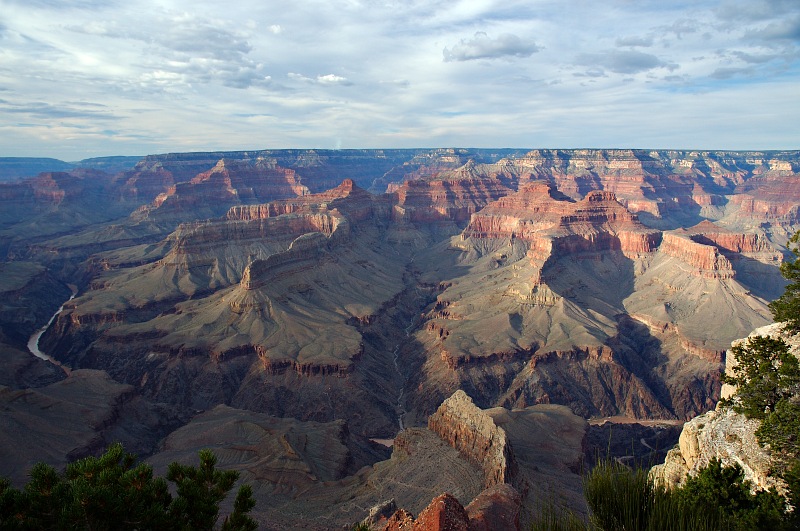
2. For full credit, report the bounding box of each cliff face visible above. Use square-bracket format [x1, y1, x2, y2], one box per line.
[408, 178, 779, 422]
[659, 233, 735, 279]
[427, 390, 517, 489]
[392, 171, 513, 224]
[12, 148, 798, 447]
[131, 159, 311, 223]
[651, 323, 800, 494]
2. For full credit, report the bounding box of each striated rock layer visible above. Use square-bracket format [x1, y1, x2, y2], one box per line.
[407, 179, 778, 423]
[427, 390, 517, 489]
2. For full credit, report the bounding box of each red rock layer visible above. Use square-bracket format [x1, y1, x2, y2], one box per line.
[117, 163, 177, 202]
[382, 493, 470, 531]
[382, 488, 522, 531]
[683, 220, 775, 254]
[392, 167, 513, 223]
[659, 233, 735, 279]
[226, 179, 388, 223]
[161, 211, 346, 267]
[464, 484, 522, 531]
[134, 159, 310, 220]
[463, 182, 662, 258]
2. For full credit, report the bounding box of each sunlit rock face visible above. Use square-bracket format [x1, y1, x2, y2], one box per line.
[651, 323, 800, 496]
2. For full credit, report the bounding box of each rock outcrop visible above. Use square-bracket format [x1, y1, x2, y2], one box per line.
[392, 170, 512, 224]
[651, 407, 777, 491]
[380, 488, 523, 531]
[651, 322, 800, 494]
[427, 390, 517, 489]
[462, 182, 662, 257]
[658, 232, 735, 279]
[464, 484, 523, 531]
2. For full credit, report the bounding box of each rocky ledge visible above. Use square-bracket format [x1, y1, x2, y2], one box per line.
[651, 322, 800, 494]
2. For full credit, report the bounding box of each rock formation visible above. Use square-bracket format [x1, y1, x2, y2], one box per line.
[651, 322, 800, 494]
[427, 390, 517, 489]
[464, 484, 523, 531]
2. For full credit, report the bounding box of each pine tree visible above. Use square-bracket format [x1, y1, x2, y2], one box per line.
[167, 449, 240, 531]
[770, 230, 800, 333]
[0, 444, 258, 530]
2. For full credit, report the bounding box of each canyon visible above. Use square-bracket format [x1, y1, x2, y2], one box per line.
[0, 148, 798, 528]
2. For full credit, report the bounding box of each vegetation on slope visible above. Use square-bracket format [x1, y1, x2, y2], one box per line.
[0, 443, 257, 530]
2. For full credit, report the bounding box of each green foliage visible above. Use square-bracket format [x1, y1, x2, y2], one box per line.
[221, 485, 258, 531]
[580, 458, 792, 531]
[783, 460, 800, 529]
[528, 500, 587, 531]
[0, 443, 257, 530]
[770, 231, 800, 333]
[676, 458, 789, 531]
[758, 399, 800, 460]
[583, 459, 653, 530]
[720, 335, 800, 419]
[167, 449, 239, 530]
[719, 333, 800, 481]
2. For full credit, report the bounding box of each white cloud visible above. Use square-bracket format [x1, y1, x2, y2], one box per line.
[443, 32, 540, 62]
[0, 0, 797, 159]
[288, 73, 352, 86]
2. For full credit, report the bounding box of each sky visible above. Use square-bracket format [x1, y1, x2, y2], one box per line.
[0, 0, 798, 160]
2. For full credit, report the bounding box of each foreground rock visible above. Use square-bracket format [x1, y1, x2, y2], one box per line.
[651, 322, 800, 494]
[381, 391, 585, 530]
[427, 390, 517, 488]
[378, 487, 524, 531]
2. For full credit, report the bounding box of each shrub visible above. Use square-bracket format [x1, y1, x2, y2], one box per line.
[0, 443, 257, 530]
[579, 458, 791, 530]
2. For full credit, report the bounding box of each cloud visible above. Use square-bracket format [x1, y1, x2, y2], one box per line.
[317, 74, 351, 85]
[443, 32, 540, 62]
[0, 99, 117, 120]
[2, 0, 118, 8]
[0, 0, 798, 158]
[65, 14, 272, 90]
[710, 66, 756, 79]
[716, 0, 799, 21]
[746, 15, 800, 42]
[288, 73, 352, 86]
[616, 35, 654, 48]
[658, 18, 700, 39]
[730, 50, 781, 64]
[576, 50, 677, 75]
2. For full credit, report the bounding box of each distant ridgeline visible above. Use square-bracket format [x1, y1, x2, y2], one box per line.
[3, 147, 797, 187]
[0, 156, 143, 181]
